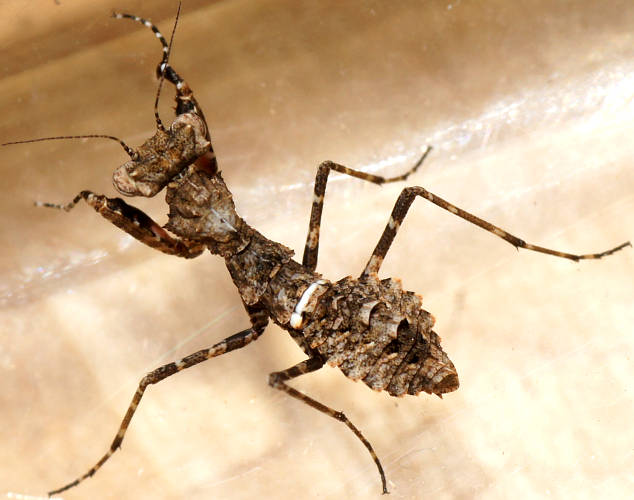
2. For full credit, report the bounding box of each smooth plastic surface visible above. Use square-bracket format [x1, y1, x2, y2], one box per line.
[2, 1, 633, 499]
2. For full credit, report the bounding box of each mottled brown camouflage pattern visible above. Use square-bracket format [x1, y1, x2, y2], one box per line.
[161, 156, 460, 398]
[8, 9, 626, 497]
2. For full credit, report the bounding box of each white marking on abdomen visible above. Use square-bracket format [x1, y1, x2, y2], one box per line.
[290, 279, 328, 329]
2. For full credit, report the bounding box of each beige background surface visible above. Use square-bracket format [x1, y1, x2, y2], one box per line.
[1, 1, 633, 499]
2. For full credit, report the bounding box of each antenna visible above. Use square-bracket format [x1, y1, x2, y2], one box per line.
[153, 1, 182, 132]
[2, 134, 138, 160]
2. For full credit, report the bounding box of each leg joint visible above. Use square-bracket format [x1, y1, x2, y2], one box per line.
[268, 372, 284, 388]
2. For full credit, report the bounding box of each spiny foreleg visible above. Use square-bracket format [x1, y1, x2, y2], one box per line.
[38, 191, 204, 258]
